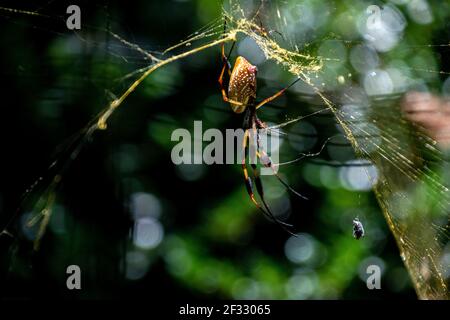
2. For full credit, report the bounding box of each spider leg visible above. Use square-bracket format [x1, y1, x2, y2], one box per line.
[241, 130, 262, 209]
[217, 21, 244, 107]
[218, 45, 244, 107]
[255, 77, 302, 110]
[243, 128, 295, 234]
[250, 128, 292, 228]
[221, 20, 235, 73]
[255, 121, 308, 200]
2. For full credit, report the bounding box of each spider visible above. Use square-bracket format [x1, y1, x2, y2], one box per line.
[218, 33, 306, 235]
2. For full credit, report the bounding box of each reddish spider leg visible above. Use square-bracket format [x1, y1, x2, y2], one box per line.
[218, 42, 245, 109]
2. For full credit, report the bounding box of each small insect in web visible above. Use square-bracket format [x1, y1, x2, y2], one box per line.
[218, 22, 306, 235]
[352, 217, 365, 240]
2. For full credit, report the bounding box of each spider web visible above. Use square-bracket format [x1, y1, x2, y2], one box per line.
[0, 0, 448, 299]
[223, 0, 449, 299]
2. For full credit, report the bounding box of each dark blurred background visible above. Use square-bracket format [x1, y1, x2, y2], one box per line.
[1, 0, 449, 300]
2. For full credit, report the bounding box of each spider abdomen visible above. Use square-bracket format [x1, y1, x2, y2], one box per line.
[228, 56, 257, 113]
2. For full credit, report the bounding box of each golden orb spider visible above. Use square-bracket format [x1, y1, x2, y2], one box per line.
[218, 35, 306, 235]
